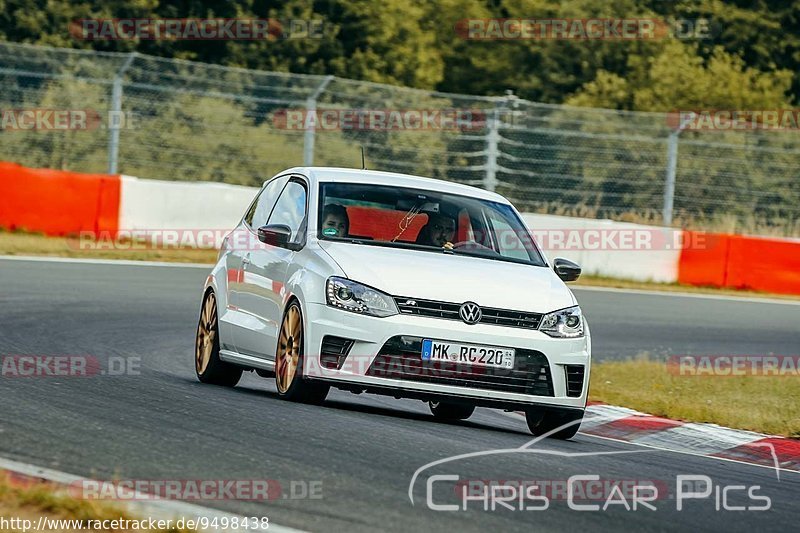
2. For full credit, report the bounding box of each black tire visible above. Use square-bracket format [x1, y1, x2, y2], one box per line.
[275, 301, 329, 404]
[525, 408, 584, 440]
[428, 401, 475, 421]
[195, 291, 242, 387]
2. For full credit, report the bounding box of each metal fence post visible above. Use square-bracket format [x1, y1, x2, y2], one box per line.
[662, 132, 679, 226]
[303, 75, 334, 166]
[484, 107, 500, 192]
[662, 113, 695, 226]
[107, 52, 136, 175]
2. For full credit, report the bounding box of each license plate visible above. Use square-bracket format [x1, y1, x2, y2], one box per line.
[421, 339, 515, 369]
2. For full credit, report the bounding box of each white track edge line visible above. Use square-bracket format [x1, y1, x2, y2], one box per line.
[573, 284, 800, 306]
[3, 255, 797, 304]
[0, 255, 212, 268]
[0, 456, 307, 533]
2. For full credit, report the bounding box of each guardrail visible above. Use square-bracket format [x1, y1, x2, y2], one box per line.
[1, 162, 798, 295]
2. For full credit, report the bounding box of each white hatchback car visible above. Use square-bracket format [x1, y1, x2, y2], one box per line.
[195, 167, 590, 438]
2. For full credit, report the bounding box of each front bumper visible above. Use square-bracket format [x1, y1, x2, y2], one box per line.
[303, 303, 591, 409]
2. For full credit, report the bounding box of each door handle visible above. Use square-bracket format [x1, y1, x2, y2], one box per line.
[241, 254, 251, 268]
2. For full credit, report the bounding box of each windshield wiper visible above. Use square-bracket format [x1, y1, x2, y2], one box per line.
[449, 246, 542, 267]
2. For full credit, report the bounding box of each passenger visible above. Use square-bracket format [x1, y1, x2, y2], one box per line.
[416, 213, 456, 248]
[321, 204, 350, 238]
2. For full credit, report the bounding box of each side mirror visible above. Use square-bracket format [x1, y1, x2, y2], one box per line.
[553, 257, 581, 282]
[257, 224, 293, 248]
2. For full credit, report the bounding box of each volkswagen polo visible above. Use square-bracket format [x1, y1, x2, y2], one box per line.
[195, 167, 590, 438]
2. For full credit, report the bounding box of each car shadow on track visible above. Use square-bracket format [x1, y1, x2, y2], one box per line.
[318, 398, 530, 437]
[181, 375, 531, 437]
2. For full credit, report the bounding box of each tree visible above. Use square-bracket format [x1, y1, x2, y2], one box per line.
[566, 40, 792, 111]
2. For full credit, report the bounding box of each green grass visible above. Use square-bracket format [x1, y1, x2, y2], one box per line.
[3, 231, 798, 301]
[0, 474, 194, 532]
[0, 230, 218, 264]
[590, 358, 800, 437]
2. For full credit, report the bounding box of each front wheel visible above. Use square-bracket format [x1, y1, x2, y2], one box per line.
[429, 401, 475, 420]
[195, 291, 242, 387]
[525, 408, 584, 440]
[275, 301, 329, 404]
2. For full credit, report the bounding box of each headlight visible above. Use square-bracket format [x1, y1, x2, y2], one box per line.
[539, 305, 584, 338]
[326, 277, 398, 318]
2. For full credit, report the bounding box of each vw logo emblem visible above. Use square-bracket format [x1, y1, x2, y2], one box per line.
[459, 301, 482, 325]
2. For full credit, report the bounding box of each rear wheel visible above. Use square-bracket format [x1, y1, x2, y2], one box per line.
[428, 401, 475, 421]
[275, 301, 329, 404]
[195, 291, 242, 387]
[525, 408, 584, 440]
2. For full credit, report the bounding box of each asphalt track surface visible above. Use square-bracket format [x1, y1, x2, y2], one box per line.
[1, 257, 798, 532]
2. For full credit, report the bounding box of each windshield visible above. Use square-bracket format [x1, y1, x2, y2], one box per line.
[318, 182, 546, 266]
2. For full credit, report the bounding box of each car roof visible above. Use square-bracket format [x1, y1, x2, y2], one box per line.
[279, 167, 509, 204]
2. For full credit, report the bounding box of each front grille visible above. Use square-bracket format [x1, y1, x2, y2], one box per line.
[565, 365, 585, 397]
[320, 335, 354, 369]
[394, 297, 543, 330]
[480, 307, 544, 329]
[366, 336, 553, 396]
[395, 298, 461, 319]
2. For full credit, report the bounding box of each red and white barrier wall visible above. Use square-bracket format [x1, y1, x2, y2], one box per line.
[0, 161, 120, 236]
[2, 162, 800, 295]
[521, 213, 683, 283]
[678, 232, 800, 295]
[119, 175, 258, 232]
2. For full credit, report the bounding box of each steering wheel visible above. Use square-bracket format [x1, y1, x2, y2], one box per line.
[451, 241, 499, 254]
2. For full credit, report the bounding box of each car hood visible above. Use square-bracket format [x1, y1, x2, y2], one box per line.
[318, 241, 575, 313]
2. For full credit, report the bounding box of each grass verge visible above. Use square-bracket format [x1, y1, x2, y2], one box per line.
[0, 474, 193, 532]
[590, 358, 800, 438]
[575, 275, 800, 301]
[2, 231, 799, 300]
[0, 230, 218, 264]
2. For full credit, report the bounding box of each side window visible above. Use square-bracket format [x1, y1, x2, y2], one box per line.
[244, 178, 284, 228]
[267, 180, 307, 242]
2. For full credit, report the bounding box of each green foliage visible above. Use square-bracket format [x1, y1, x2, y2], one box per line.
[567, 41, 793, 111]
[0, 0, 796, 108]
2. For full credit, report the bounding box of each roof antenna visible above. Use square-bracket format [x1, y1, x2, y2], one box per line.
[360, 146, 366, 170]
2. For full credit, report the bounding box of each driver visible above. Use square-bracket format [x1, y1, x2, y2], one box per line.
[416, 213, 456, 248]
[321, 204, 350, 238]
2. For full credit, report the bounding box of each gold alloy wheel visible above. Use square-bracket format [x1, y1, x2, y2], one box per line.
[195, 292, 218, 375]
[276, 304, 302, 393]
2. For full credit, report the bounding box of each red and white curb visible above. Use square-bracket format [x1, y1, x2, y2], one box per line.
[0, 457, 305, 533]
[578, 403, 800, 475]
